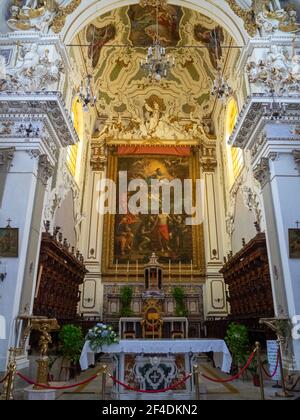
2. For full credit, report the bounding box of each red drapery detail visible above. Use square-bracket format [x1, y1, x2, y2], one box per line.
[117, 146, 190, 156]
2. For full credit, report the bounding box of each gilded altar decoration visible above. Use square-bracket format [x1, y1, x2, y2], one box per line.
[226, 0, 300, 36]
[7, 0, 81, 33]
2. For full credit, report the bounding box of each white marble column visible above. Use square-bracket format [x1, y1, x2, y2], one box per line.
[254, 151, 300, 370]
[0, 150, 53, 371]
[231, 95, 300, 372]
[0, 93, 78, 372]
[80, 146, 107, 317]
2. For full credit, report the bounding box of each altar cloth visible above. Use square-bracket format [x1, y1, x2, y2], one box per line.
[80, 339, 232, 373]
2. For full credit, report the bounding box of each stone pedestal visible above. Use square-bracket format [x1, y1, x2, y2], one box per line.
[24, 386, 56, 401]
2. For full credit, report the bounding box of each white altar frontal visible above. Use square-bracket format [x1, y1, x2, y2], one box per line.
[80, 339, 232, 400]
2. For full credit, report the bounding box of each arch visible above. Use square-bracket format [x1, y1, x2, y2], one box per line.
[62, 0, 248, 46]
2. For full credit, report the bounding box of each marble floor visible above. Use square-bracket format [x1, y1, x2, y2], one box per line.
[48, 362, 298, 401]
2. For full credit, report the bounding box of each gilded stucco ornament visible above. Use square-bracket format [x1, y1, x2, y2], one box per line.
[226, 0, 300, 36]
[7, 0, 81, 33]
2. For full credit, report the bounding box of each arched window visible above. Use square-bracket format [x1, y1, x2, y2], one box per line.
[226, 99, 244, 182]
[67, 98, 84, 179]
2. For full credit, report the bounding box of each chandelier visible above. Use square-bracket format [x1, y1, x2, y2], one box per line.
[77, 75, 97, 112]
[211, 66, 233, 100]
[210, 29, 233, 101]
[140, 1, 175, 81]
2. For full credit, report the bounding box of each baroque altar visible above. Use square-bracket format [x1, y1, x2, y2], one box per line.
[80, 339, 232, 400]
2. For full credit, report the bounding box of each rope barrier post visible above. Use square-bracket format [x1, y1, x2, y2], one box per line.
[275, 340, 294, 399]
[100, 364, 107, 401]
[255, 342, 265, 401]
[0, 348, 17, 401]
[193, 365, 200, 401]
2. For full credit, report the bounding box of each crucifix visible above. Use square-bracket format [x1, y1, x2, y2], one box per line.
[295, 221, 300, 229]
[6, 218, 12, 228]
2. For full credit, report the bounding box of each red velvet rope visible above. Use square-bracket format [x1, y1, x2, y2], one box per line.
[109, 373, 192, 394]
[262, 350, 280, 379]
[200, 350, 257, 384]
[16, 372, 99, 390]
[0, 372, 9, 384]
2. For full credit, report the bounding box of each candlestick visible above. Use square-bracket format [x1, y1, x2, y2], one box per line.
[191, 260, 193, 282]
[169, 259, 171, 283]
[127, 261, 129, 283]
[136, 260, 139, 282]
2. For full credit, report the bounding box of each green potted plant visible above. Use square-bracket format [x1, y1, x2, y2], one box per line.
[58, 324, 84, 379]
[120, 286, 133, 317]
[172, 287, 188, 317]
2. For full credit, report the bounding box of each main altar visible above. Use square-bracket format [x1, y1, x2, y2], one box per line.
[80, 254, 232, 400]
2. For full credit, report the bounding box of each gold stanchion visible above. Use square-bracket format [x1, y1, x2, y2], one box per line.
[0, 348, 17, 401]
[193, 365, 200, 401]
[275, 340, 294, 398]
[255, 342, 265, 401]
[100, 364, 107, 400]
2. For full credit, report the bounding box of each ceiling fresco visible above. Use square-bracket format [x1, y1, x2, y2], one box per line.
[75, 4, 234, 139]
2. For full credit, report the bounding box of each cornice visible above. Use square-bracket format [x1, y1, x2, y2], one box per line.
[229, 95, 300, 150]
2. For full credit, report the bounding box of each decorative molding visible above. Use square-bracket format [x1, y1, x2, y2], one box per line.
[247, 46, 300, 95]
[226, 1, 300, 37]
[293, 150, 300, 175]
[51, 0, 81, 34]
[0, 92, 78, 148]
[37, 154, 54, 186]
[6, 0, 81, 34]
[200, 158, 217, 173]
[253, 157, 270, 187]
[230, 95, 300, 150]
[0, 147, 15, 171]
[90, 142, 107, 172]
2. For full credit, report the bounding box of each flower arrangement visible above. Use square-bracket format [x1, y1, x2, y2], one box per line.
[86, 323, 119, 352]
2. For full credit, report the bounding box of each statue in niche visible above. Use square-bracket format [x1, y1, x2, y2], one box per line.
[266, 45, 289, 73]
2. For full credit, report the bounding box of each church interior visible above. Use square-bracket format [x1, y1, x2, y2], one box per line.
[0, 0, 300, 401]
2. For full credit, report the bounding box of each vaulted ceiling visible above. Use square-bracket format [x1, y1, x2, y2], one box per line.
[74, 4, 235, 135]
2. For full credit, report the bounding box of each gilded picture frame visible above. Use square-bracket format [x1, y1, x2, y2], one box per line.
[101, 148, 206, 281]
[0, 227, 19, 258]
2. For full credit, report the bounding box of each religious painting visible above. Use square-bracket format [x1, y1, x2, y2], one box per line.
[194, 25, 224, 69]
[0, 228, 19, 258]
[127, 4, 183, 47]
[279, 1, 300, 23]
[115, 155, 192, 264]
[289, 229, 300, 259]
[102, 148, 205, 276]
